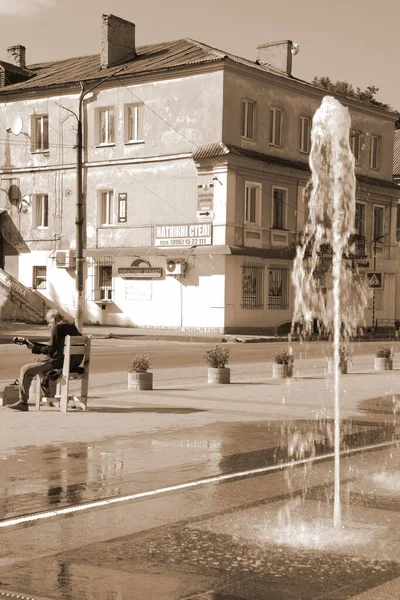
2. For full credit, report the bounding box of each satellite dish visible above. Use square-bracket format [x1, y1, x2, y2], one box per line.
[9, 116, 23, 136]
[291, 43, 300, 56]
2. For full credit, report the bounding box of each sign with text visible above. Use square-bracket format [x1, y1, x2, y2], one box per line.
[118, 267, 162, 279]
[197, 182, 214, 212]
[118, 193, 127, 223]
[154, 223, 212, 247]
[366, 271, 383, 289]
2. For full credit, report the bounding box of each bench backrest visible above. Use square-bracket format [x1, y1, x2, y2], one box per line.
[62, 335, 91, 377]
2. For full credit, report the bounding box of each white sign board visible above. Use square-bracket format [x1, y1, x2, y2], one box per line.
[154, 223, 212, 247]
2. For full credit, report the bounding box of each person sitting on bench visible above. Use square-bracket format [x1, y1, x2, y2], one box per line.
[8, 309, 83, 411]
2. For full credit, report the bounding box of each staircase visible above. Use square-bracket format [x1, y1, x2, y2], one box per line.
[0, 268, 48, 323]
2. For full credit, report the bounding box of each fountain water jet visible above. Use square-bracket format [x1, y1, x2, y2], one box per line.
[292, 96, 370, 528]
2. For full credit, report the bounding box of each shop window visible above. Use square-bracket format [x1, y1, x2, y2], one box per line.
[33, 266, 47, 290]
[241, 100, 256, 140]
[33, 194, 49, 228]
[270, 108, 282, 146]
[125, 104, 144, 143]
[31, 115, 49, 152]
[241, 262, 264, 309]
[97, 107, 115, 145]
[268, 265, 289, 309]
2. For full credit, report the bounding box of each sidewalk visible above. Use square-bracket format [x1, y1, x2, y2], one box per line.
[0, 352, 398, 455]
[0, 319, 285, 344]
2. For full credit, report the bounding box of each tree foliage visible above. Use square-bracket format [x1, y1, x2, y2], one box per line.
[312, 76, 390, 109]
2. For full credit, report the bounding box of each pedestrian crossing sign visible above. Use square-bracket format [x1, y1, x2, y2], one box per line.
[366, 272, 383, 288]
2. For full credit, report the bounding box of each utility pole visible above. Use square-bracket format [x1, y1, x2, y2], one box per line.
[73, 68, 125, 331]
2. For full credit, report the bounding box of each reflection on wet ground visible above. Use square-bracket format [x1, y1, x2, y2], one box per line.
[1, 413, 399, 522]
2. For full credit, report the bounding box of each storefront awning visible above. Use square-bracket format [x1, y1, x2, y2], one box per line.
[83, 245, 296, 259]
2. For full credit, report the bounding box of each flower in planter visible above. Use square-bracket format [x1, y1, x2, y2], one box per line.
[375, 345, 393, 359]
[327, 344, 353, 362]
[274, 349, 294, 365]
[204, 346, 230, 369]
[124, 354, 151, 373]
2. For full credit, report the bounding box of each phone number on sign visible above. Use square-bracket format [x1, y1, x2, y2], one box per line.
[155, 238, 211, 246]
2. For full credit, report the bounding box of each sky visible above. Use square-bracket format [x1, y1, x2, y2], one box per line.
[0, 0, 398, 109]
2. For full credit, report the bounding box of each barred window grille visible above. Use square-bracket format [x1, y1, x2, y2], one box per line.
[241, 262, 264, 309]
[93, 256, 114, 302]
[268, 265, 289, 309]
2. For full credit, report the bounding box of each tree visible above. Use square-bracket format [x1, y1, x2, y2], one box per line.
[311, 76, 391, 110]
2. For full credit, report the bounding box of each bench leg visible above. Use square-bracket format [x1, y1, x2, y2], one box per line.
[60, 374, 69, 413]
[35, 375, 42, 411]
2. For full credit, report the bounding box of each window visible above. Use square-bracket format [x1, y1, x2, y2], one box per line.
[241, 100, 256, 140]
[370, 135, 380, 169]
[98, 108, 115, 145]
[31, 115, 49, 152]
[270, 108, 282, 146]
[351, 131, 361, 164]
[99, 191, 114, 225]
[98, 265, 113, 301]
[125, 104, 143, 143]
[33, 266, 46, 290]
[241, 263, 264, 309]
[355, 203, 365, 236]
[373, 205, 384, 239]
[244, 182, 261, 225]
[272, 188, 286, 229]
[268, 265, 289, 309]
[300, 117, 310, 153]
[34, 194, 48, 228]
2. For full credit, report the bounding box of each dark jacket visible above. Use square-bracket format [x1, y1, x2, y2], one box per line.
[32, 321, 83, 369]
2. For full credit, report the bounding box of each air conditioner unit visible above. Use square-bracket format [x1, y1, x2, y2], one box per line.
[166, 259, 186, 276]
[55, 250, 76, 269]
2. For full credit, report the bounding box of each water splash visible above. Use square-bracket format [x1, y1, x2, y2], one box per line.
[292, 96, 370, 528]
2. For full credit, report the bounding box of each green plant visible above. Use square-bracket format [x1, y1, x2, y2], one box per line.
[327, 344, 353, 362]
[274, 350, 294, 365]
[375, 346, 393, 359]
[204, 346, 230, 369]
[124, 354, 151, 373]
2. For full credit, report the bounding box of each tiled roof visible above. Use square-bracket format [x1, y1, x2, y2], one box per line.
[193, 143, 400, 190]
[0, 38, 286, 94]
[394, 130, 400, 176]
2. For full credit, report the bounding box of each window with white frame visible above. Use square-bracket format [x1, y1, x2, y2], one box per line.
[373, 205, 384, 239]
[34, 194, 49, 228]
[125, 104, 144, 143]
[270, 108, 282, 146]
[99, 191, 114, 225]
[241, 100, 256, 140]
[31, 115, 49, 152]
[299, 117, 310, 153]
[97, 107, 115, 145]
[351, 131, 361, 164]
[355, 202, 365, 236]
[369, 135, 380, 169]
[33, 266, 47, 290]
[244, 182, 261, 225]
[272, 187, 286, 229]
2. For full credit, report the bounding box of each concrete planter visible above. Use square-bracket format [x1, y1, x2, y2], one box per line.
[207, 367, 230, 384]
[273, 363, 292, 379]
[327, 360, 348, 374]
[128, 372, 153, 390]
[374, 357, 393, 371]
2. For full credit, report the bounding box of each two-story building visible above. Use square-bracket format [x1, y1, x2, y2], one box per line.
[0, 14, 398, 331]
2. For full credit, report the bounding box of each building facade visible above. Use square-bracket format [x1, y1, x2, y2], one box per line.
[0, 15, 398, 332]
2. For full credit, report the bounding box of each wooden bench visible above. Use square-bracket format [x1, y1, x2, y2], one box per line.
[35, 335, 91, 412]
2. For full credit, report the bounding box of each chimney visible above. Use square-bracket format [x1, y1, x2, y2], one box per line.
[256, 40, 293, 76]
[7, 45, 26, 69]
[101, 14, 136, 69]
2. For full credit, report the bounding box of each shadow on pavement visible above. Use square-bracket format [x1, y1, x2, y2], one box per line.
[89, 407, 206, 414]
